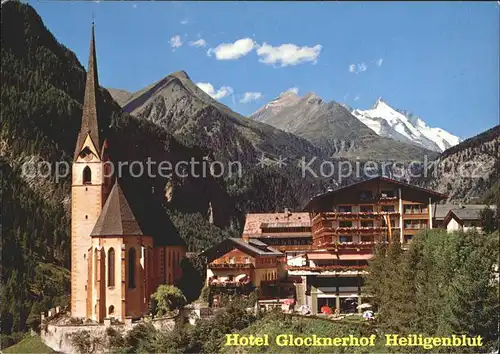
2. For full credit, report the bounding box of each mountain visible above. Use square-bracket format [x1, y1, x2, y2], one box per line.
[351, 98, 461, 152]
[251, 91, 437, 161]
[114, 72, 327, 166]
[107, 88, 132, 106]
[413, 125, 499, 203]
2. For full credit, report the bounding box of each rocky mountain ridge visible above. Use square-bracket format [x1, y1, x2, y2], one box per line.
[250, 91, 437, 160]
[351, 97, 461, 152]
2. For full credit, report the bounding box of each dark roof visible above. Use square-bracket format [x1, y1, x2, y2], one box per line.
[91, 180, 143, 236]
[304, 177, 448, 210]
[90, 178, 186, 247]
[434, 204, 495, 220]
[201, 238, 282, 263]
[443, 205, 496, 224]
[74, 23, 101, 160]
[118, 178, 186, 247]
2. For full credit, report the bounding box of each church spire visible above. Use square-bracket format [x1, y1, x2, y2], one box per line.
[74, 22, 101, 160]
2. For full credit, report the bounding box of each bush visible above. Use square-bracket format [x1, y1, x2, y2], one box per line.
[150, 285, 187, 318]
[70, 330, 99, 354]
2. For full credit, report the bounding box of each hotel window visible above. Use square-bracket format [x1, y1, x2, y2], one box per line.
[404, 220, 428, 229]
[108, 248, 115, 287]
[359, 191, 373, 200]
[404, 204, 428, 214]
[338, 205, 352, 213]
[381, 190, 395, 198]
[339, 235, 352, 243]
[361, 235, 374, 242]
[128, 248, 136, 289]
[382, 205, 395, 212]
[360, 206, 373, 213]
[361, 220, 374, 227]
[339, 221, 353, 228]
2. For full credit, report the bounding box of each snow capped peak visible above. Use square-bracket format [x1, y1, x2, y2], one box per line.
[351, 99, 461, 152]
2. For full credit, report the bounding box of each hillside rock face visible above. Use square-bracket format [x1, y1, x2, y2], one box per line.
[251, 92, 437, 161]
[414, 126, 499, 203]
[116, 72, 327, 166]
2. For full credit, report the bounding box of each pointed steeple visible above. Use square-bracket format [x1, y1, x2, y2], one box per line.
[74, 22, 101, 160]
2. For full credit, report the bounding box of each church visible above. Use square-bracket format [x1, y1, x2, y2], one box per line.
[71, 24, 186, 323]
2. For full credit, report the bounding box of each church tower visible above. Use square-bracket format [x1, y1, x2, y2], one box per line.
[71, 23, 111, 318]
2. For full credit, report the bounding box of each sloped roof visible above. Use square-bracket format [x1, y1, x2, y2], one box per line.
[91, 180, 143, 236]
[435, 204, 495, 221]
[201, 238, 283, 263]
[90, 178, 186, 247]
[304, 177, 448, 210]
[243, 212, 311, 237]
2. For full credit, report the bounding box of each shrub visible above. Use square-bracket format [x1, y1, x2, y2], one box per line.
[150, 285, 187, 318]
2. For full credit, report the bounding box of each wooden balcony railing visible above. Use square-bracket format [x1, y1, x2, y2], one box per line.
[208, 263, 254, 269]
[312, 211, 399, 222]
[287, 265, 368, 272]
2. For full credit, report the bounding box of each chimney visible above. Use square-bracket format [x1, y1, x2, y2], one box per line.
[284, 208, 292, 218]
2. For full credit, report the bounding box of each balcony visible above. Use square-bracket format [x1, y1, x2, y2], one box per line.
[403, 223, 428, 230]
[208, 263, 254, 269]
[312, 211, 399, 223]
[287, 265, 369, 275]
[313, 224, 390, 235]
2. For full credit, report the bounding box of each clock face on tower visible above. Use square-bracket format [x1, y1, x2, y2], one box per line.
[80, 147, 94, 161]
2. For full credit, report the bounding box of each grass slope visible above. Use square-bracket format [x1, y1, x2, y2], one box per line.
[3, 336, 54, 353]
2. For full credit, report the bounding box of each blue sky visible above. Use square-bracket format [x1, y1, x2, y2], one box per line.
[28, 0, 499, 139]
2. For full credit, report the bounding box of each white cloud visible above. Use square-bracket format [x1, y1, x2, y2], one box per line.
[354, 95, 360, 101]
[180, 19, 189, 25]
[170, 35, 183, 49]
[189, 39, 207, 48]
[256, 43, 322, 67]
[348, 62, 367, 74]
[196, 82, 233, 100]
[240, 92, 263, 103]
[207, 38, 255, 60]
[376, 58, 384, 67]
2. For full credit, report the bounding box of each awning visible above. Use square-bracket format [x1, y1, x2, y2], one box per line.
[307, 253, 373, 261]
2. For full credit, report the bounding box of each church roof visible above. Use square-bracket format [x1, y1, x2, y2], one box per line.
[74, 23, 101, 160]
[91, 180, 143, 237]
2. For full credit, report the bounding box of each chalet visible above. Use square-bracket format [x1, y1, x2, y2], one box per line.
[242, 210, 313, 254]
[442, 204, 496, 232]
[202, 238, 285, 296]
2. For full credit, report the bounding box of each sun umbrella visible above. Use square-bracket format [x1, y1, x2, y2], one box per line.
[235, 274, 247, 282]
[356, 303, 372, 310]
[321, 306, 333, 315]
[362, 310, 374, 319]
[284, 299, 295, 305]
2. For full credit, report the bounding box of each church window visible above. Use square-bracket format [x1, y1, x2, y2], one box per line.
[128, 248, 136, 289]
[108, 305, 115, 315]
[83, 166, 92, 184]
[108, 248, 115, 287]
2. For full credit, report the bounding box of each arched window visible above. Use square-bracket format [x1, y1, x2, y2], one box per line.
[83, 166, 92, 184]
[108, 305, 115, 315]
[128, 248, 136, 289]
[108, 248, 115, 287]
